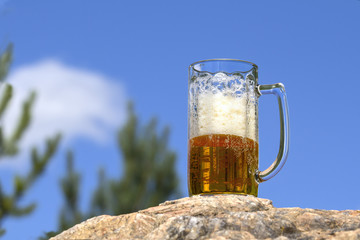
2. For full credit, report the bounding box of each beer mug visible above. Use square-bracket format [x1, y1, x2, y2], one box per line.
[188, 59, 289, 197]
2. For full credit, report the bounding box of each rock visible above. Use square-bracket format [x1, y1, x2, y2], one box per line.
[51, 195, 360, 240]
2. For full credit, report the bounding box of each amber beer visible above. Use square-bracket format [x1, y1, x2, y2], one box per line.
[188, 134, 259, 196]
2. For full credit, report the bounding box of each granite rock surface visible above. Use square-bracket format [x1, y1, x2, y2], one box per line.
[51, 195, 360, 240]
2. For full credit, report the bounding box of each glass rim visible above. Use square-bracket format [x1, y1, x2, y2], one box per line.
[189, 58, 258, 74]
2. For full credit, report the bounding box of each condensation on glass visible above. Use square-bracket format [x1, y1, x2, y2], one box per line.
[188, 59, 289, 197]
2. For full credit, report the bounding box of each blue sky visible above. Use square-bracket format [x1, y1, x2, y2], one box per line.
[0, 0, 360, 239]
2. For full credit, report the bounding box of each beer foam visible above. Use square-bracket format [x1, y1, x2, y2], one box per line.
[189, 73, 258, 141]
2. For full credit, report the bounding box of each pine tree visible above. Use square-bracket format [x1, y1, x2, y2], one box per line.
[59, 150, 82, 231]
[0, 44, 61, 236]
[48, 102, 181, 237]
[91, 102, 180, 215]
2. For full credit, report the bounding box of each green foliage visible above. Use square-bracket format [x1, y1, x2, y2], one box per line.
[0, 84, 12, 119]
[59, 150, 83, 231]
[2, 91, 36, 156]
[90, 167, 108, 216]
[38, 231, 58, 240]
[90, 102, 180, 216]
[48, 102, 180, 237]
[0, 44, 61, 237]
[0, 134, 61, 236]
[39, 150, 84, 239]
[0, 44, 12, 83]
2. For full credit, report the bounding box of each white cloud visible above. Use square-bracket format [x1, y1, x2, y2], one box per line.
[0, 59, 127, 168]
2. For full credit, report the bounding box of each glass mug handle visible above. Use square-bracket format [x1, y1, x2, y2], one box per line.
[256, 83, 290, 182]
